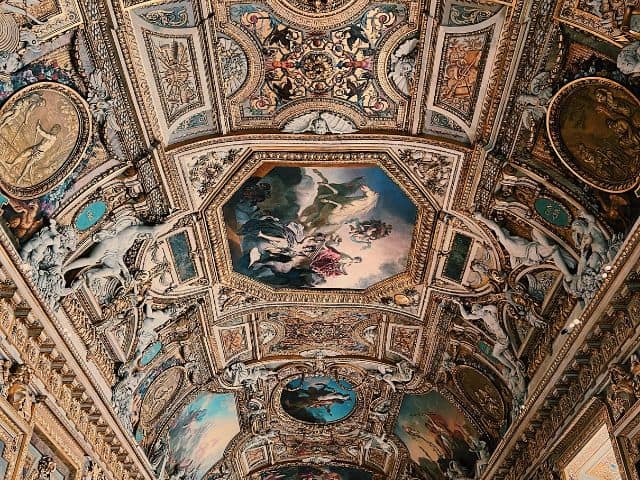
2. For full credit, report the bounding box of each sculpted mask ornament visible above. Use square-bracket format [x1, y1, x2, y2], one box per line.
[33, 456, 57, 480]
[6, 363, 34, 419]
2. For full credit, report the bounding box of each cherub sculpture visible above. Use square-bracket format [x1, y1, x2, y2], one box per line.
[374, 360, 414, 391]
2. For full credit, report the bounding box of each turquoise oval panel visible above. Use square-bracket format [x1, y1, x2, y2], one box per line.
[140, 341, 162, 366]
[75, 201, 108, 230]
[534, 198, 571, 227]
[281, 375, 356, 424]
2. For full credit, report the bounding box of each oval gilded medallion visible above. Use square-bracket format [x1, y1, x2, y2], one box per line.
[546, 77, 640, 193]
[455, 365, 504, 424]
[139, 366, 184, 427]
[0, 82, 92, 199]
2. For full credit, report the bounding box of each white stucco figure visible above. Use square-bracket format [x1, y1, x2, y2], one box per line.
[62, 217, 166, 297]
[282, 111, 358, 134]
[473, 211, 576, 276]
[373, 360, 414, 391]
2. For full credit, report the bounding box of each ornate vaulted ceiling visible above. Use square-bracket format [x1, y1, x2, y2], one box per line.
[0, 0, 639, 479]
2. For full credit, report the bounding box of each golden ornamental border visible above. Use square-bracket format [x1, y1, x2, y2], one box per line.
[546, 76, 640, 193]
[203, 149, 437, 304]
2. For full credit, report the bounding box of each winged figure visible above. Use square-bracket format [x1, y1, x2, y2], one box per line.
[282, 111, 358, 134]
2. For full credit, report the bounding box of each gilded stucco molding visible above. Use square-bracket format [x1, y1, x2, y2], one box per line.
[0, 253, 155, 480]
[483, 218, 640, 479]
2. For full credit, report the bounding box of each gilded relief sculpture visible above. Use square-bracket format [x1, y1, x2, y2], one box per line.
[0, 83, 91, 198]
[0, 0, 638, 478]
[547, 77, 640, 193]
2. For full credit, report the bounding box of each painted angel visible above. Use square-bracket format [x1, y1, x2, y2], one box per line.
[282, 111, 358, 134]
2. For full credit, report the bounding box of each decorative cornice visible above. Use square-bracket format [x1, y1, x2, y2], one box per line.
[483, 217, 640, 478]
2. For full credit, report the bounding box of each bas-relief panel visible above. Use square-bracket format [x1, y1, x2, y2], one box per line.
[547, 77, 640, 193]
[222, 165, 417, 290]
[387, 324, 422, 362]
[395, 391, 481, 480]
[214, 323, 253, 364]
[434, 29, 492, 124]
[143, 31, 203, 124]
[0, 82, 91, 199]
[129, 3, 218, 144]
[0, 76, 97, 246]
[426, 9, 504, 141]
[453, 366, 506, 428]
[260, 310, 376, 357]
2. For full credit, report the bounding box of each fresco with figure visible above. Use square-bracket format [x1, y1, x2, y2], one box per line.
[395, 391, 481, 480]
[280, 375, 357, 423]
[256, 465, 373, 480]
[223, 165, 417, 289]
[164, 392, 240, 480]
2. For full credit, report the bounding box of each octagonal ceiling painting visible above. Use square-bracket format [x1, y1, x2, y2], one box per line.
[222, 164, 417, 289]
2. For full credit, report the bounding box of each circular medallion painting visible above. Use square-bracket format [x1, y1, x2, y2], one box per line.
[280, 375, 357, 423]
[0, 82, 92, 199]
[547, 77, 640, 193]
